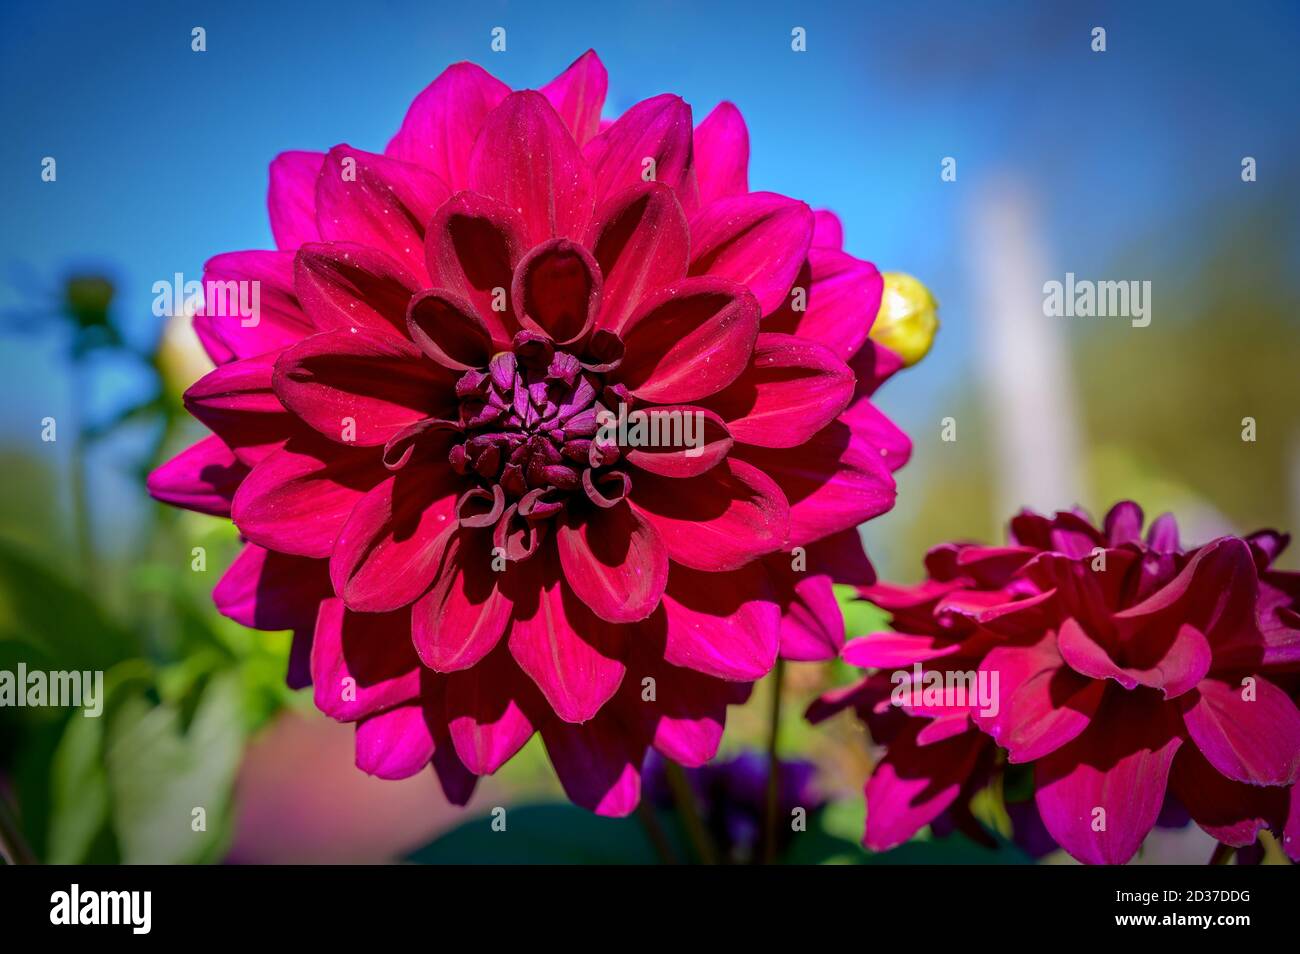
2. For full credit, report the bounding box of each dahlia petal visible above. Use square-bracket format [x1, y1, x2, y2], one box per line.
[629, 459, 788, 572]
[386, 61, 510, 188]
[507, 554, 627, 723]
[431, 736, 479, 807]
[1170, 743, 1289, 848]
[688, 192, 814, 316]
[811, 209, 844, 249]
[623, 646, 748, 766]
[623, 405, 732, 478]
[273, 329, 450, 446]
[540, 49, 608, 148]
[406, 288, 493, 371]
[1059, 617, 1211, 699]
[146, 436, 248, 517]
[693, 101, 749, 205]
[469, 91, 594, 246]
[311, 598, 422, 721]
[511, 238, 602, 344]
[556, 502, 668, 624]
[657, 561, 780, 680]
[231, 437, 386, 558]
[838, 398, 912, 472]
[585, 182, 691, 332]
[584, 93, 698, 214]
[294, 242, 422, 339]
[776, 570, 845, 661]
[268, 150, 326, 250]
[316, 145, 449, 280]
[192, 312, 235, 366]
[702, 332, 854, 448]
[1181, 675, 1300, 786]
[1146, 512, 1181, 552]
[329, 464, 460, 613]
[847, 338, 905, 399]
[1103, 500, 1144, 546]
[864, 721, 986, 852]
[766, 249, 883, 361]
[617, 277, 760, 403]
[841, 633, 963, 669]
[806, 528, 876, 587]
[212, 542, 332, 632]
[973, 633, 1104, 763]
[444, 642, 543, 775]
[182, 352, 299, 466]
[424, 191, 527, 348]
[411, 530, 512, 672]
[200, 250, 314, 360]
[1033, 691, 1183, 865]
[736, 420, 895, 549]
[542, 714, 643, 817]
[355, 701, 435, 780]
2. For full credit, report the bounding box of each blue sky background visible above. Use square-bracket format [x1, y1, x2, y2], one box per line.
[2, 0, 1298, 551]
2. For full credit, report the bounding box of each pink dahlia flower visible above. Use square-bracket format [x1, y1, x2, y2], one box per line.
[148, 51, 909, 815]
[811, 502, 1300, 863]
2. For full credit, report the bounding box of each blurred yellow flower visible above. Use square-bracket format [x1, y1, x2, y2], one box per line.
[871, 272, 938, 367]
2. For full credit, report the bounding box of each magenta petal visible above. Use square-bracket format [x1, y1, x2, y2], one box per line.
[424, 191, 527, 348]
[542, 713, 643, 816]
[329, 464, 460, 613]
[811, 209, 844, 249]
[556, 502, 669, 624]
[182, 352, 298, 467]
[386, 61, 510, 188]
[658, 561, 780, 680]
[585, 182, 690, 332]
[213, 542, 332, 632]
[294, 242, 422, 339]
[838, 398, 912, 473]
[864, 721, 986, 851]
[624, 647, 747, 766]
[1034, 691, 1183, 865]
[511, 238, 602, 344]
[268, 150, 326, 250]
[1059, 617, 1211, 699]
[688, 192, 814, 316]
[1171, 743, 1289, 848]
[146, 436, 248, 517]
[273, 329, 449, 446]
[623, 405, 732, 478]
[507, 554, 627, 722]
[444, 643, 542, 775]
[737, 420, 895, 549]
[842, 633, 963, 668]
[316, 145, 449, 280]
[776, 570, 845, 661]
[767, 249, 884, 362]
[354, 701, 436, 780]
[693, 101, 749, 205]
[540, 49, 608, 148]
[406, 288, 493, 371]
[231, 437, 386, 558]
[469, 91, 594, 247]
[585, 93, 698, 214]
[200, 250, 314, 360]
[311, 598, 422, 721]
[1181, 675, 1300, 786]
[847, 338, 905, 400]
[702, 332, 854, 448]
[629, 459, 788, 572]
[973, 633, 1104, 763]
[411, 530, 512, 672]
[617, 277, 760, 403]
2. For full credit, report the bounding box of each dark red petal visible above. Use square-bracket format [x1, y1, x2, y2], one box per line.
[444, 642, 544, 775]
[584, 93, 698, 215]
[213, 542, 332, 632]
[406, 288, 494, 371]
[146, 436, 248, 517]
[765, 249, 883, 361]
[311, 598, 422, 721]
[412, 530, 513, 672]
[468, 91, 594, 247]
[556, 502, 669, 623]
[622, 405, 732, 478]
[294, 242, 421, 339]
[617, 277, 760, 403]
[182, 352, 299, 466]
[511, 238, 602, 345]
[688, 192, 814, 315]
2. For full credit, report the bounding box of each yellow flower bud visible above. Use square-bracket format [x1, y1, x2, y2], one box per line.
[870, 272, 938, 367]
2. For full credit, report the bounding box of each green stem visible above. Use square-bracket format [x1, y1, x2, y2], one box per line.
[1209, 842, 1234, 865]
[636, 800, 679, 865]
[664, 761, 717, 865]
[68, 357, 97, 594]
[761, 657, 786, 865]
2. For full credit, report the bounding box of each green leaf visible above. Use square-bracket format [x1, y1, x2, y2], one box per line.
[104, 670, 245, 863]
[46, 712, 111, 863]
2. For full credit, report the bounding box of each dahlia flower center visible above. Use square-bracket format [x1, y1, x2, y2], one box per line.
[447, 332, 631, 558]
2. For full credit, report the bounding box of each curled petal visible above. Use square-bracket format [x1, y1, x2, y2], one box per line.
[406, 288, 494, 371]
[622, 405, 732, 478]
[183, 352, 299, 466]
[766, 249, 883, 362]
[556, 502, 669, 623]
[511, 238, 602, 345]
[354, 700, 436, 781]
